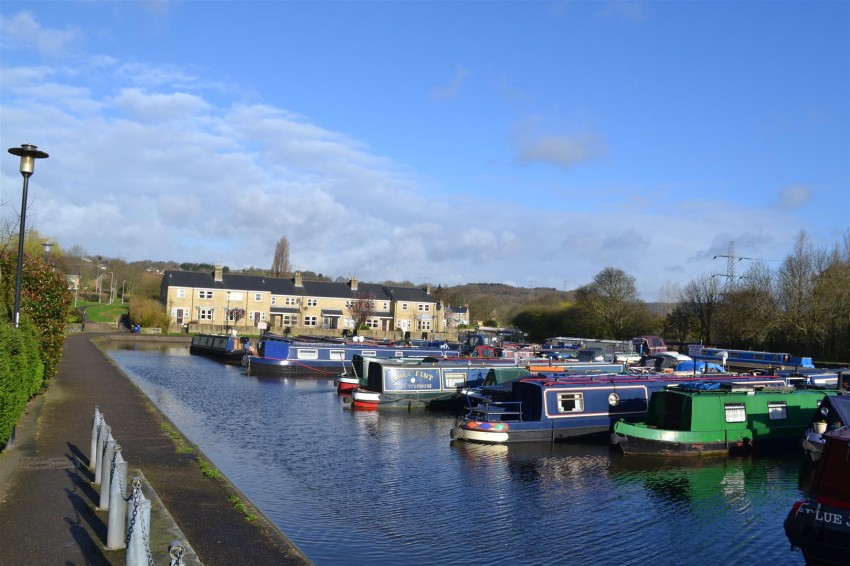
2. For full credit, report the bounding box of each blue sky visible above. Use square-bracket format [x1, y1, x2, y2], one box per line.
[1, 1, 847, 299]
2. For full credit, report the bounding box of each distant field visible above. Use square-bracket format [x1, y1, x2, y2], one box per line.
[76, 302, 129, 323]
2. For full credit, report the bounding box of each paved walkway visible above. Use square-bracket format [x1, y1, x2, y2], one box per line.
[0, 331, 311, 565]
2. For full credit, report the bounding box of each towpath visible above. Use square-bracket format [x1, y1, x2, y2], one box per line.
[0, 331, 311, 565]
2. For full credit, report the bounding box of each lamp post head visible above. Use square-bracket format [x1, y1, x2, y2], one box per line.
[8, 144, 49, 176]
[42, 241, 54, 264]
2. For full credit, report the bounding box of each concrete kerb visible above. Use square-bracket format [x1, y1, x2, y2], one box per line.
[126, 469, 201, 565]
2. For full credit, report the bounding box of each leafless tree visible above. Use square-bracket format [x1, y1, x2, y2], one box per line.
[774, 231, 831, 353]
[714, 261, 776, 347]
[228, 307, 246, 329]
[347, 291, 376, 335]
[271, 236, 291, 278]
[577, 267, 647, 339]
[678, 273, 723, 344]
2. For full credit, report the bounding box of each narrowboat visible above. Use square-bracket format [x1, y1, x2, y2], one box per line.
[449, 375, 791, 445]
[189, 333, 251, 364]
[801, 394, 850, 461]
[334, 354, 438, 393]
[611, 383, 837, 456]
[688, 345, 815, 371]
[348, 358, 520, 409]
[242, 334, 459, 376]
[785, 428, 850, 564]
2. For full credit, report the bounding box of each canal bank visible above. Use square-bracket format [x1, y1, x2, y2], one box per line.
[0, 331, 311, 565]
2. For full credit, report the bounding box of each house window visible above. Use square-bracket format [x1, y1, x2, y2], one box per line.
[285, 297, 298, 306]
[198, 307, 214, 321]
[229, 292, 243, 301]
[418, 304, 430, 312]
[343, 318, 354, 328]
[725, 403, 747, 423]
[367, 318, 380, 329]
[176, 288, 185, 299]
[557, 393, 584, 413]
[382, 302, 388, 310]
[198, 290, 213, 299]
[271, 297, 277, 305]
[282, 314, 299, 326]
[417, 320, 431, 330]
[304, 316, 317, 326]
[254, 293, 262, 301]
[768, 402, 787, 420]
[401, 303, 408, 311]
[307, 298, 317, 307]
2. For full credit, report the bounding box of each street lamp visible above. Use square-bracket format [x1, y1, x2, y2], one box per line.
[7, 144, 49, 328]
[42, 241, 54, 264]
[108, 272, 114, 304]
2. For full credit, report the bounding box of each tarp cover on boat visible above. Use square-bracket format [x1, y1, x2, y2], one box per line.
[676, 381, 723, 391]
[483, 367, 531, 386]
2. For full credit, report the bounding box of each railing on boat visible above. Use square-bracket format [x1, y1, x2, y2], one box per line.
[461, 393, 523, 423]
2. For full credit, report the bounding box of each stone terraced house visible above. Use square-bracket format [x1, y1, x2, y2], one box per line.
[160, 266, 451, 338]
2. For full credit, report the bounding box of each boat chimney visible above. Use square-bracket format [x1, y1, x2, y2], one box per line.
[214, 264, 223, 282]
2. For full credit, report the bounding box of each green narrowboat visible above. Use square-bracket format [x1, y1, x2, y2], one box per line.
[611, 382, 837, 456]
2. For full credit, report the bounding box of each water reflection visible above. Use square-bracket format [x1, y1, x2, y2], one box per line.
[102, 342, 808, 566]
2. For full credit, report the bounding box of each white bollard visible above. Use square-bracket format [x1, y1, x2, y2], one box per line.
[99, 436, 116, 510]
[106, 446, 128, 550]
[126, 486, 151, 566]
[90, 406, 101, 470]
[94, 423, 110, 484]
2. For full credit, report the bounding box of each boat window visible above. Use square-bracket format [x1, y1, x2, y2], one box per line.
[725, 403, 747, 423]
[297, 349, 319, 360]
[362, 350, 377, 357]
[444, 372, 466, 388]
[767, 402, 787, 420]
[394, 351, 405, 358]
[329, 350, 345, 361]
[754, 354, 764, 360]
[557, 393, 584, 413]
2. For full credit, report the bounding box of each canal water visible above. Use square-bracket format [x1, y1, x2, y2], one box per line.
[103, 342, 810, 565]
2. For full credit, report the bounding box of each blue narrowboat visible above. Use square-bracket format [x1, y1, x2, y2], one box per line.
[348, 358, 527, 409]
[242, 334, 460, 376]
[688, 346, 815, 371]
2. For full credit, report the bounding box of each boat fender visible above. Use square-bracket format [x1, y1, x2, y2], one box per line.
[450, 427, 460, 440]
[608, 392, 620, 406]
[783, 505, 822, 550]
[609, 432, 622, 445]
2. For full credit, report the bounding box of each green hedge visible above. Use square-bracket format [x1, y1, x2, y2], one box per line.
[0, 320, 44, 447]
[0, 249, 70, 449]
[0, 250, 70, 384]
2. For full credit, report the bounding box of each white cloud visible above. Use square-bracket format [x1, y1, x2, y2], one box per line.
[778, 185, 812, 211]
[111, 88, 211, 122]
[511, 117, 607, 172]
[597, 2, 646, 22]
[429, 64, 469, 101]
[0, 12, 79, 57]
